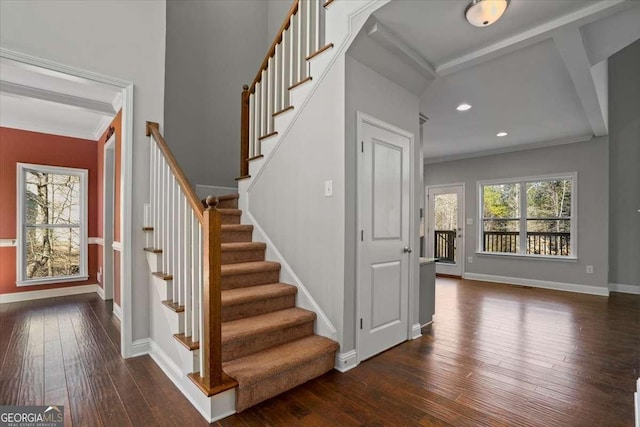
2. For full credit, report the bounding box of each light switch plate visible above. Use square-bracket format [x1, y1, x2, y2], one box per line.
[324, 180, 333, 197]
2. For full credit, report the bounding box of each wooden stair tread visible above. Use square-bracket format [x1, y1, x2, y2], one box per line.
[162, 300, 184, 312]
[152, 272, 172, 280]
[221, 242, 266, 251]
[222, 307, 315, 343]
[174, 333, 199, 350]
[222, 283, 296, 307]
[144, 247, 162, 253]
[142, 227, 154, 231]
[221, 261, 280, 276]
[223, 335, 339, 385]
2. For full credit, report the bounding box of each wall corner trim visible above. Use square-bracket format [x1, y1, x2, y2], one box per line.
[463, 273, 610, 296]
[113, 303, 123, 321]
[335, 350, 358, 373]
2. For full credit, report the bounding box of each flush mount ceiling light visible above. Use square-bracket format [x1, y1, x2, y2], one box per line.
[465, 0, 509, 27]
[456, 103, 472, 111]
[497, 131, 508, 137]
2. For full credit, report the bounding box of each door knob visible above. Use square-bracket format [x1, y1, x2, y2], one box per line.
[403, 247, 412, 253]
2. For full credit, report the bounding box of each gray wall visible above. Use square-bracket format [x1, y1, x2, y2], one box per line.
[267, 0, 292, 48]
[164, 0, 268, 188]
[609, 40, 640, 289]
[424, 138, 609, 290]
[345, 55, 421, 351]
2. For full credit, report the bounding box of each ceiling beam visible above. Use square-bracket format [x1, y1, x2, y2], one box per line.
[436, 0, 631, 76]
[0, 81, 116, 115]
[554, 28, 608, 136]
[367, 19, 438, 79]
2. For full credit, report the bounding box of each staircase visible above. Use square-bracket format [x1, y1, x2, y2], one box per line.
[177, 194, 338, 412]
[143, 0, 387, 421]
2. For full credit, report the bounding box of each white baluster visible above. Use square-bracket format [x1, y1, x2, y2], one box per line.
[153, 145, 159, 249]
[191, 210, 199, 343]
[289, 15, 298, 87]
[294, 1, 306, 82]
[183, 195, 192, 336]
[255, 81, 262, 141]
[162, 158, 169, 274]
[172, 178, 179, 303]
[305, 0, 313, 60]
[198, 224, 204, 373]
[261, 70, 268, 138]
[282, 28, 291, 107]
[248, 93, 255, 158]
[176, 189, 183, 306]
[274, 43, 281, 114]
[265, 64, 272, 134]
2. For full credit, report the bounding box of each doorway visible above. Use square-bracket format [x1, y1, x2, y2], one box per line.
[357, 112, 414, 362]
[426, 184, 464, 276]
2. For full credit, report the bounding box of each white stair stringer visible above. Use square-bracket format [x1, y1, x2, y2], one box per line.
[142, 232, 236, 422]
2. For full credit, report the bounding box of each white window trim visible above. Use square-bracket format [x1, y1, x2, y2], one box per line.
[476, 172, 578, 259]
[16, 163, 89, 286]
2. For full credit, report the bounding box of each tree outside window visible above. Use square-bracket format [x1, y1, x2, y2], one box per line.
[17, 164, 88, 285]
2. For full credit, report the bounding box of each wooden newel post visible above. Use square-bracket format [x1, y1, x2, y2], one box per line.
[240, 84, 250, 178]
[202, 195, 222, 388]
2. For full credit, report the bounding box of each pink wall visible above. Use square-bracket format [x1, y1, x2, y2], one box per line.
[0, 127, 98, 294]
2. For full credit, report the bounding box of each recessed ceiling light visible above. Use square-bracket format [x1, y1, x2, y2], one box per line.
[456, 103, 472, 111]
[497, 131, 508, 137]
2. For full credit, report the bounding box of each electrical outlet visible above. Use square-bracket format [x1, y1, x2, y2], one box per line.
[467, 257, 473, 264]
[586, 265, 593, 274]
[324, 180, 333, 197]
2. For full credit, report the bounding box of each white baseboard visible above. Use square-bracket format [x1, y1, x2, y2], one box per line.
[113, 303, 123, 320]
[0, 284, 101, 304]
[421, 320, 433, 329]
[335, 350, 357, 373]
[463, 273, 610, 296]
[96, 285, 106, 300]
[609, 283, 640, 295]
[412, 323, 423, 339]
[195, 184, 237, 200]
[131, 338, 151, 357]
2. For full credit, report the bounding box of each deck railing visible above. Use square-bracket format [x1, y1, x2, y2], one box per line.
[483, 231, 571, 256]
[434, 230, 456, 263]
[146, 122, 234, 395]
[239, 0, 330, 178]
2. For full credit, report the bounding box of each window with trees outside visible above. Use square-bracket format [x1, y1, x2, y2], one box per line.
[17, 163, 88, 285]
[479, 173, 576, 258]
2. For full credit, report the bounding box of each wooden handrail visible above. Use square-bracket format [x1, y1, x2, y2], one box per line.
[248, 0, 299, 94]
[146, 122, 204, 223]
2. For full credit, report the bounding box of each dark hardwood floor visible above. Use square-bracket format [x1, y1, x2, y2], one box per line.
[1, 278, 638, 426]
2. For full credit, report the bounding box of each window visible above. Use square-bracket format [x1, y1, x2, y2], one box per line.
[17, 163, 88, 285]
[479, 173, 576, 258]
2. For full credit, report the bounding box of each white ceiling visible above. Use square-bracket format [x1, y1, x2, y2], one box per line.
[350, 0, 640, 162]
[0, 58, 121, 140]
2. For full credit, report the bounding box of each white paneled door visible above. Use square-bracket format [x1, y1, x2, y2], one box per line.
[358, 114, 411, 362]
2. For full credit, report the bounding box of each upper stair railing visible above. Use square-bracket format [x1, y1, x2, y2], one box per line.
[239, 0, 332, 178]
[146, 122, 236, 395]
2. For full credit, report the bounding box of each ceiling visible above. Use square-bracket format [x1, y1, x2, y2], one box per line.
[349, 0, 640, 162]
[0, 58, 121, 140]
